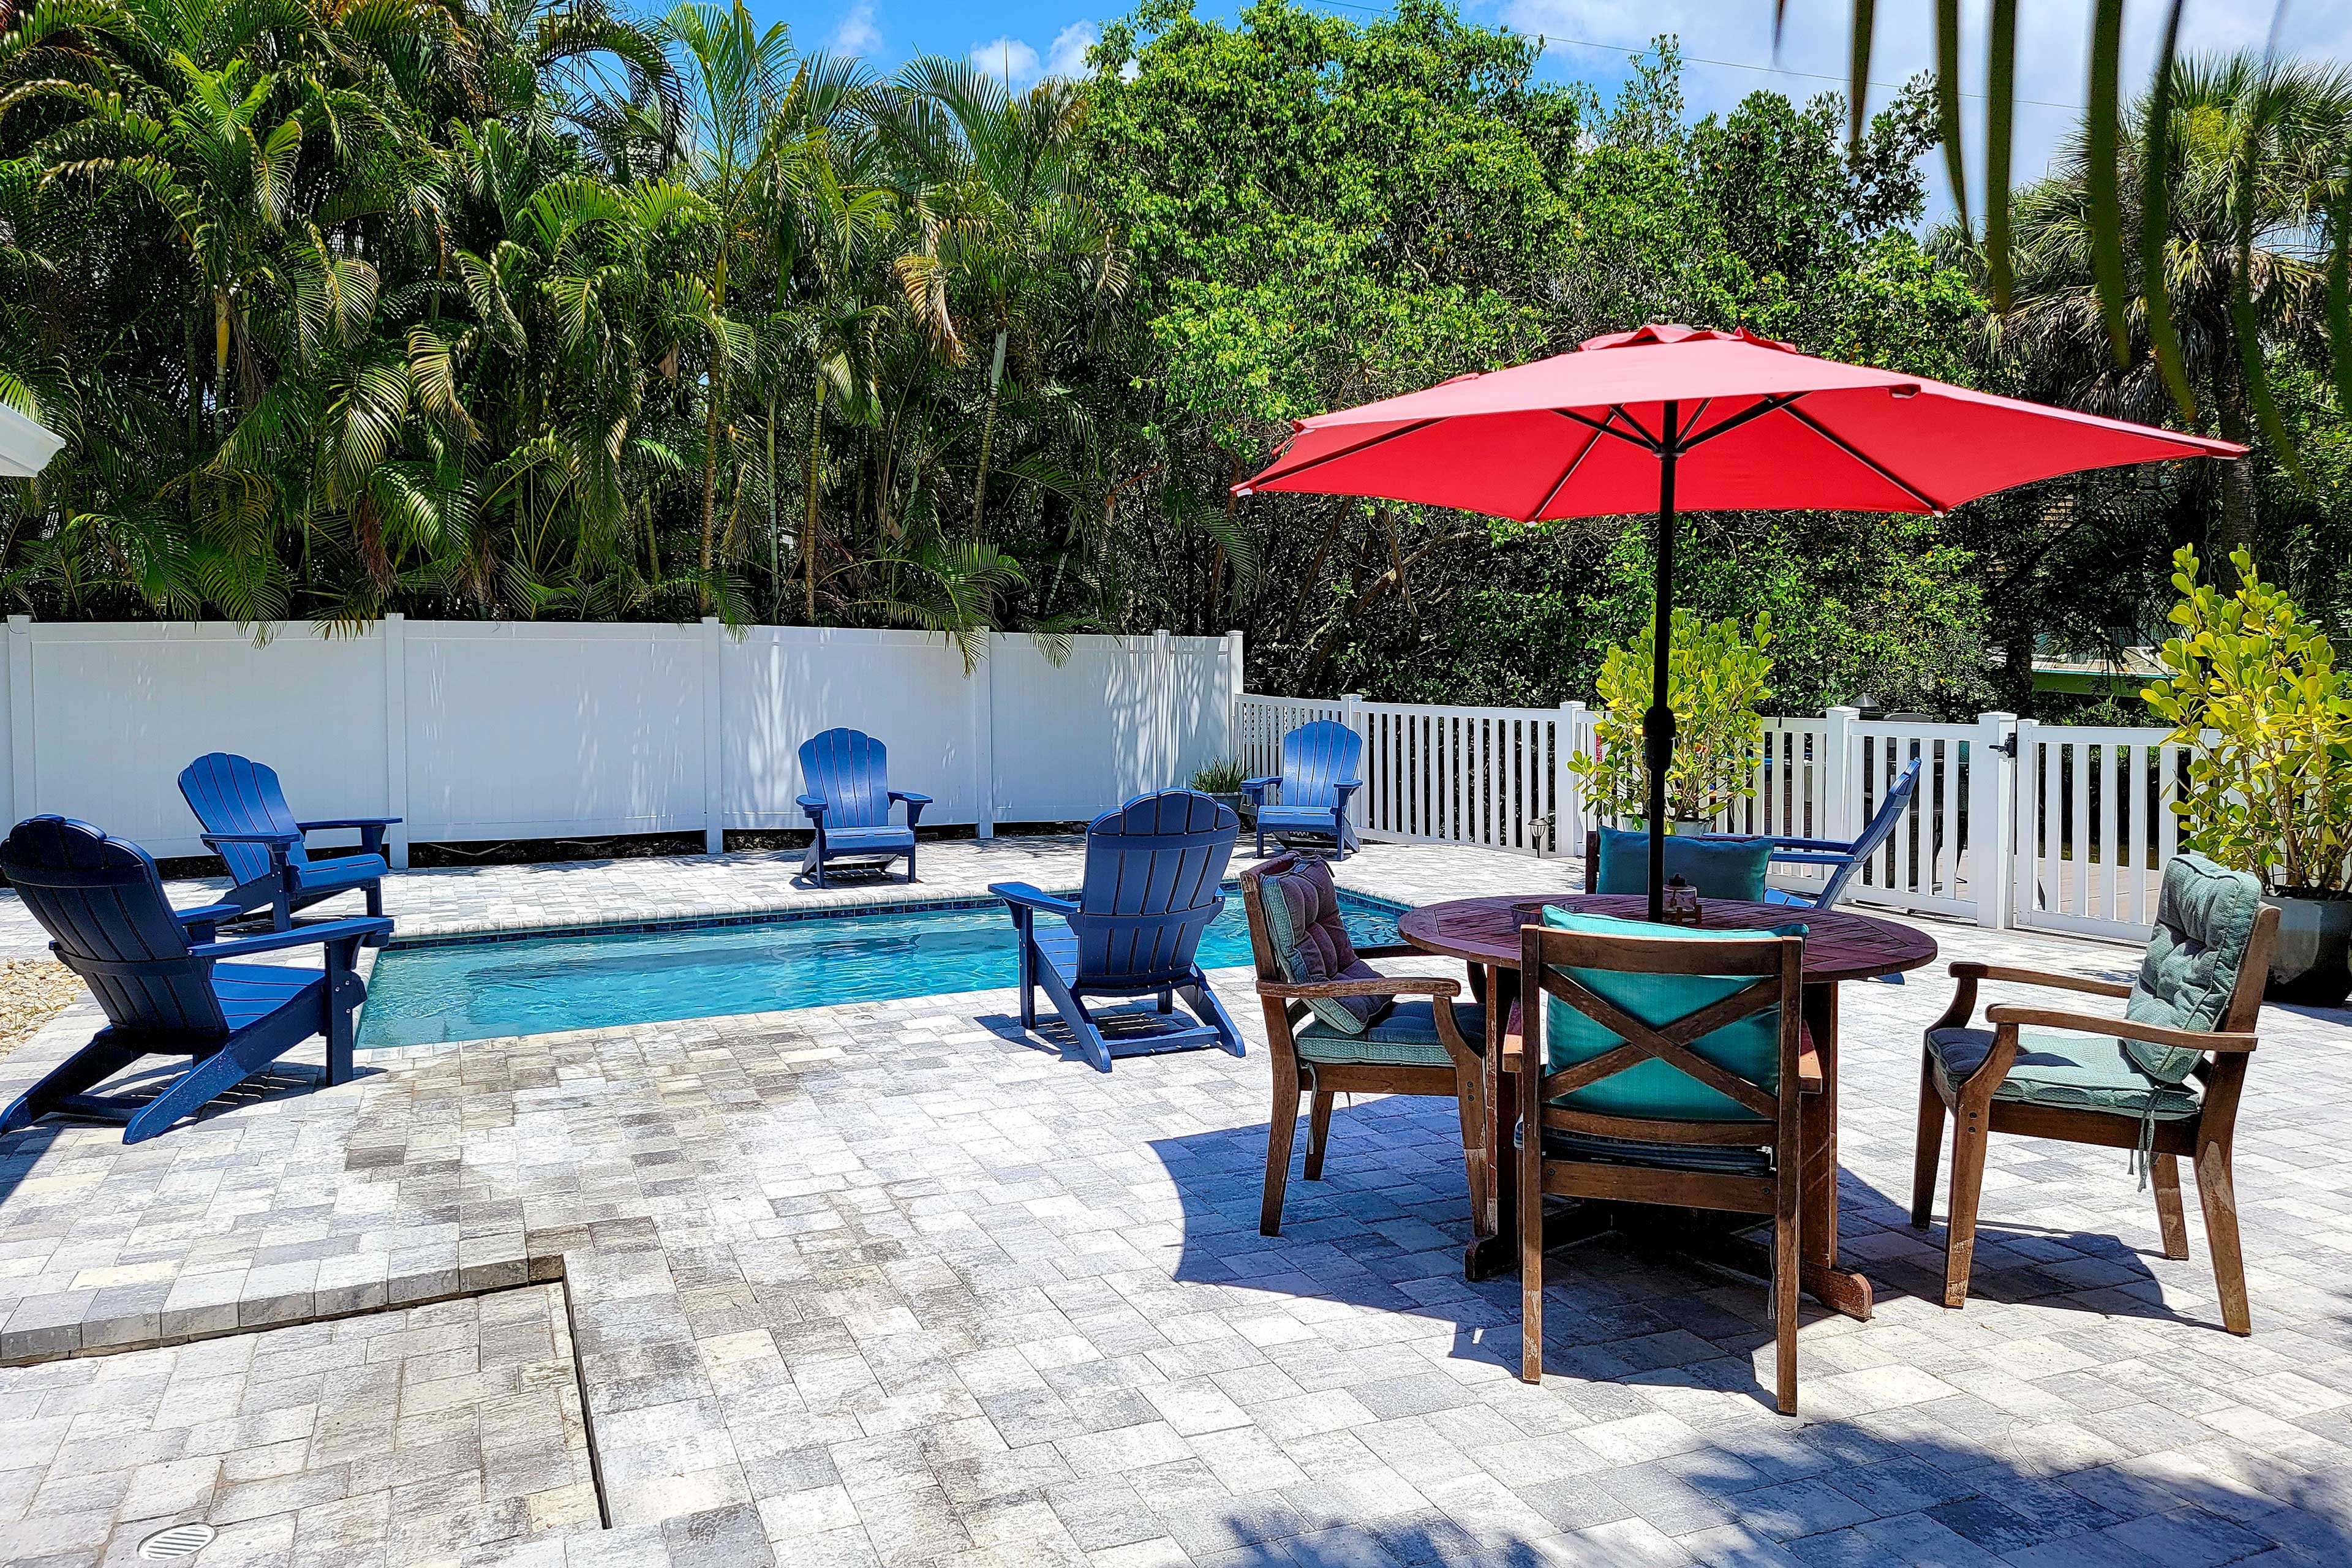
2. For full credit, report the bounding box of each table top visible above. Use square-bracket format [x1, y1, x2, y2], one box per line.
[1396, 894, 1940, 984]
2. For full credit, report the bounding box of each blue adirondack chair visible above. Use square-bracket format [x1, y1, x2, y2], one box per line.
[797, 728, 931, 887]
[1242, 721, 1363, 860]
[0, 816, 390, 1145]
[990, 790, 1245, 1072]
[1765, 755, 1925, 911]
[178, 753, 398, 938]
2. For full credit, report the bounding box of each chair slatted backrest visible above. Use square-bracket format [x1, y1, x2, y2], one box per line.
[1521, 918, 1803, 1140]
[1071, 791, 1239, 987]
[1, 816, 229, 1039]
[178, 752, 310, 888]
[799, 728, 893, 829]
[1814, 755, 1923, 908]
[1280, 722, 1361, 810]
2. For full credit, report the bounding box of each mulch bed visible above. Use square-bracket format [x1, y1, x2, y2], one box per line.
[0, 959, 83, 1066]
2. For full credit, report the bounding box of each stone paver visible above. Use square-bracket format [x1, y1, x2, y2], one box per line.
[0, 1285, 595, 1567]
[0, 838, 2347, 1567]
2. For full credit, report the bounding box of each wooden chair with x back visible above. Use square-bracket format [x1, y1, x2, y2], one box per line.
[1240, 851, 1487, 1238]
[1518, 907, 1817, 1414]
[1914, 852, 2280, 1332]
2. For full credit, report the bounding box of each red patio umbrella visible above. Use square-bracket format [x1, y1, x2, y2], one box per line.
[1237, 323, 2244, 920]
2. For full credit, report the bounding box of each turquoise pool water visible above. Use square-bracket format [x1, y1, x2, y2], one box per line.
[357, 891, 1404, 1049]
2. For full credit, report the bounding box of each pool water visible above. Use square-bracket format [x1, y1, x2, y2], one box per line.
[356, 891, 1404, 1049]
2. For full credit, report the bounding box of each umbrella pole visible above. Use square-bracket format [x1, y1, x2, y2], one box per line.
[1644, 403, 1679, 924]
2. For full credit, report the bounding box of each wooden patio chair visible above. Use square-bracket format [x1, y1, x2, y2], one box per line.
[1517, 908, 1815, 1412]
[1240, 850, 1486, 1237]
[1913, 852, 2280, 1333]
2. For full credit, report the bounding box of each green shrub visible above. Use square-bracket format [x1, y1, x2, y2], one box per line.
[2144, 546, 2352, 896]
[1568, 610, 1775, 824]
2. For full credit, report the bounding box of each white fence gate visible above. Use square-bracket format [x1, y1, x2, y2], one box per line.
[1240, 691, 2190, 944]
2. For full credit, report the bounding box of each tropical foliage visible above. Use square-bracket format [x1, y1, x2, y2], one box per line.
[0, 0, 2346, 725]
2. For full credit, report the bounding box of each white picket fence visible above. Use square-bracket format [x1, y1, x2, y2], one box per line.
[1237, 692, 2192, 943]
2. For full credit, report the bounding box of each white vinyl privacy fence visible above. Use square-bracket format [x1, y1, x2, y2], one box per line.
[2, 617, 1243, 864]
[1238, 692, 2192, 944]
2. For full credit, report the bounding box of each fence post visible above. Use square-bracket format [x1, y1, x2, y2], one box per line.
[699, 617, 725, 854]
[382, 614, 410, 869]
[1555, 700, 1587, 857]
[1821, 706, 1860, 841]
[973, 632, 998, 838]
[1226, 629, 1245, 760]
[1155, 628, 1175, 787]
[6, 616, 31, 827]
[2010, 718, 2040, 922]
[1969, 710, 2018, 929]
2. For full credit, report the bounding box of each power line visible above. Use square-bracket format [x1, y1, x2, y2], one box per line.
[1292, 1, 2089, 113]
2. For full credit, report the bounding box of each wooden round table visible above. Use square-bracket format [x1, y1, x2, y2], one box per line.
[1397, 894, 1940, 1316]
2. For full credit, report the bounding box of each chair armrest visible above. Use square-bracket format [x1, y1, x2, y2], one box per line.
[1256, 974, 1460, 1001]
[989, 882, 1080, 918]
[1952, 962, 2132, 1000]
[1773, 836, 1856, 854]
[297, 817, 402, 831]
[202, 830, 303, 845]
[191, 916, 395, 961]
[1239, 777, 1276, 803]
[889, 791, 933, 805]
[796, 795, 827, 823]
[1333, 780, 1364, 803]
[1984, 1003, 2258, 1055]
[1796, 1040, 1825, 1094]
[174, 900, 247, 930]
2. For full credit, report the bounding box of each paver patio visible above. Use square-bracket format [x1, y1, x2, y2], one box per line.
[1, 838, 2348, 1567]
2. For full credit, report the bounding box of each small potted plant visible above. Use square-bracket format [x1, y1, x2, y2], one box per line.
[1568, 609, 1774, 831]
[1191, 758, 1250, 822]
[2144, 546, 2352, 1006]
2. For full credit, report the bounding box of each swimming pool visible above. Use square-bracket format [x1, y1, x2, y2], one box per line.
[356, 889, 1406, 1049]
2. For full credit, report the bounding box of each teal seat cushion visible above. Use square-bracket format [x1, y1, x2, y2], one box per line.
[1537, 907, 1804, 1124]
[2123, 853, 2264, 1084]
[1594, 827, 1773, 902]
[1295, 999, 1485, 1068]
[1257, 855, 1392, 1035]
[1525, 1127, 1774, 1176]
[1926, 1025, 2202, 1120]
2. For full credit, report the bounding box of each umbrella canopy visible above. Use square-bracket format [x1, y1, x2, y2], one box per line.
[0, 402, 63, 480]
[1238, 323, 2245, 919]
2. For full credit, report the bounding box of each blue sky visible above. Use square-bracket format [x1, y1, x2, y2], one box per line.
[753, 1, 2350, 221]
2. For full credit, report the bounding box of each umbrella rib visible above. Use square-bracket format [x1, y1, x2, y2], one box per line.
[1677, 392, 1806, 451]
[1250, 418, 1442, 488]
[1523, 420, 1607, 522]
[1778, 402, 1947, 511]
[1550, 407, 1659, 452]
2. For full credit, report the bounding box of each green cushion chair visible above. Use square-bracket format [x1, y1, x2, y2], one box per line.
[1240, 852, 1486, 1238]
[1912, 852, 2281, 1333]
[1517, 907, 1815, 1414]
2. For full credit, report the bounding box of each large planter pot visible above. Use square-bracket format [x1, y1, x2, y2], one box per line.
[2264, 892, 2352, 1008]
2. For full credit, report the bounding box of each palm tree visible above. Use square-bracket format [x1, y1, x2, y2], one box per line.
[1997, 55, 2352, 573]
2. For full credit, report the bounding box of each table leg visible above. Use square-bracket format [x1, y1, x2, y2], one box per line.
[1466, 962, 1517, 1281]
[1798, 981, 1873, 1321]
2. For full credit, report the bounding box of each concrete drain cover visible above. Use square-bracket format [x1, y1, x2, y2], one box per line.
[138, 1522, 216, 1559]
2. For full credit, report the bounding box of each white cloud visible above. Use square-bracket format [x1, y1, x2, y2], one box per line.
[1502, 0, 2352, 220]
[831, 0, 881, 58]
[971, 36, 1044, 88]
[1047, 21, 1099, 80]
[971, 20, 1099, 90]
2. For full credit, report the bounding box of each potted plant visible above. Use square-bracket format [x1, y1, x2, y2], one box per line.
[1190, 758, 1250, 822]
[1568, 609, 1774, 831]
[2144, 546, 2352, 1006]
